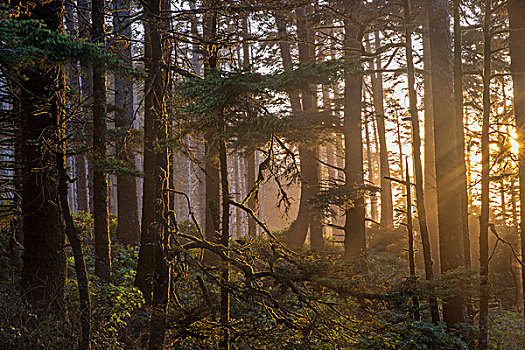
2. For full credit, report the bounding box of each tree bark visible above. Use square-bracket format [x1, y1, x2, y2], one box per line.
[479, 1, 492, 346]
[405, 158, 420, 321]
[343, 1, 366, 258]
[19, 0, 67, 317]
[113, 0, 141, 245]
[295, 7, 324, 250]
[508, 0, 525, 331]
[453, 0, 472, 271]
[92, 0, 111, 281]
[428, 0, 466, 326]
[422, 16, 440, 275]
[274, 13, 310, 248]
[371, 32, 394, 228]
[404, 0, 440, 323]
[58, 151, 91, 350]
[77, 0, 91, 213]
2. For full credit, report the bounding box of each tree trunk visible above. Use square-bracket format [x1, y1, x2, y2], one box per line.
[77, 0, 91, 213]
[58, 151, 91, 350]
[343, 2, 366, 258]
[428, 0, 466, 326]
[242, 16, 257, 238]
[405, 158, 420, 321]
[92, 0, 111, 281]
[113, 0, 141, 245]
[202, 7, 221, 262]
[218, 111, 231, 350]
[371, 32, 394, 228]
[508, 0, 525, 330]
[453, 0, 472, 271]
[422, 16, 440, 275]
[19, 0, 67, 317]
[404, 0, 440, 322]
[295, 7, 324, 250]
[274, 13, 310, 247]
[479, 0, 492, 346]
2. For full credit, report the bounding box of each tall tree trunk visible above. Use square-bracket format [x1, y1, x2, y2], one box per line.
[428, 0, 466, 326]
[453, 0, 472, 271]
[218, 110, 231, 350]
[405, 158, 420, 321]
[242, 16, 257, 237]
[274, 13, 310, 247]
[371, 32, 394, 228]
[202, 5, 221, 264]
[364, 119, 377, 223]
[404, 0, 440, 323]
[113, 0, 141, 245]
[479, 0, 492, 346]
[296, 7, 324, 250]
[58, 151, 91, 350]
[343, 2, 366, 258]
[422, 16, 440, 275]
[77, 0, 91, 213]
[508, 0, 525, 330]
[19, 0, 67, 317]
[135, 0, 171, 309]
[92, 0, 111, 281]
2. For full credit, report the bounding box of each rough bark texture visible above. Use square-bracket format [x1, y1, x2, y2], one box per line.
[92, 0, 111, 281]
[113, 0, 141, 245]
[343, 2, 366, 258]
[428, 0, 466, 326]
[19, 0, 67, 317]
[508, 0, 525, 331]
[135, 0, 171, 312]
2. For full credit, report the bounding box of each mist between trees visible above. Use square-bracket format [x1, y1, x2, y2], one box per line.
[1, 0, 525, 348]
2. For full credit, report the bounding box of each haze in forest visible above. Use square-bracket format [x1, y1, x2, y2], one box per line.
[1, 0, 525, 349]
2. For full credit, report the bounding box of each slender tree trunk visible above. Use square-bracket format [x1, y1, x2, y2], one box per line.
[428, 0, 466, 326]
[508, 0, 525, 329]
[405, 158, 420, 321]
[113, 0, 141, 245]
[19, 0, 66, 317]
[296, 7, 324, 250]
[479, 0, 492, 346]
[58, 151, 91, 350]
[343, 2, 366, 258]
[202, 6, 221, 263]
[364, 119, 377, 223]
[453, 0, 472, 271]
[77, 0, 91, 213]
[371, 32, 394, 228]
[241, 15, 256, 237]
[218, 110, 231, 350]
[422, 20, 440, 275]
[404, 0, 440, 322]
[92, 0, 111, 281]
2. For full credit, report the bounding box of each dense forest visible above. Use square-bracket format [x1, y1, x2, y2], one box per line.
[1, 0, 525, 348]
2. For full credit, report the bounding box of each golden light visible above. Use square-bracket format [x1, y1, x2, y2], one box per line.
[508, 127, 520, 155]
